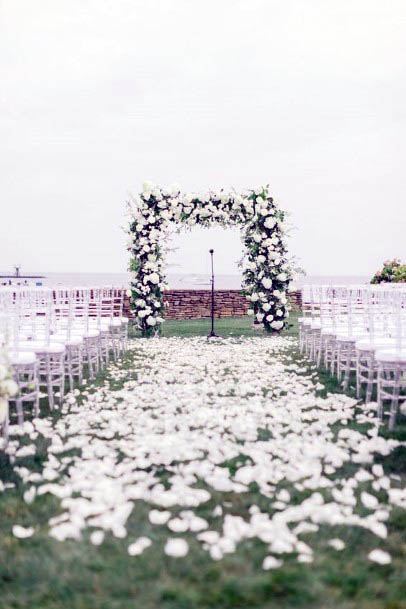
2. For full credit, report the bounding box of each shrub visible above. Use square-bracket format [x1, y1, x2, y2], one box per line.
[371, 259, 406, 284]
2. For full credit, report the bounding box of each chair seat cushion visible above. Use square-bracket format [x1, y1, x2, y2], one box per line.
[18, 341, 65, 354]
[53, 335, 83, 347]
[336, 332, 367, 342]
[9, 351, 37, 365]
[83, 330, 100, 339]
[356, 338, 396, 352]
[375, 349, 406, 364]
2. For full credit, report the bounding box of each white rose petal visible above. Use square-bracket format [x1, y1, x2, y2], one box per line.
[149, 510, 171, 525]
[263, 555, 283, 570]
[128, 536, 152, 556]
[12, 525, 34, 539]
[328, 538, 345, 551]
[164, 538, 189, 557]
[368, 549, 391, 565]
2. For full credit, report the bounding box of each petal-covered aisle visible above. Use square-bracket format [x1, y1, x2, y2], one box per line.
[5, 337, 405, 568]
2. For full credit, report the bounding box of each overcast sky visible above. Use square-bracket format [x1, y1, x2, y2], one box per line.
[1, 0, 405, 277]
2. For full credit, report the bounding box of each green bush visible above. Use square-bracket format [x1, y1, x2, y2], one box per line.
[371, 258, 406, 284]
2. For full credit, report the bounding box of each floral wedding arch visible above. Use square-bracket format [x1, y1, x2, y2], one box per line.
[127, 182, 291, 336]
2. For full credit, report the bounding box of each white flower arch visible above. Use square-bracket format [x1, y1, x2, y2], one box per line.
[127, 182, 291, 336]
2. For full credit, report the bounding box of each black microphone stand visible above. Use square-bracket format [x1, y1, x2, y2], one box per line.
[208, 249, 220, 338]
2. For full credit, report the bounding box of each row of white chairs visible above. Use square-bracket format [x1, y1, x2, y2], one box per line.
[299, 284, 406, 429]
[0, 286, 129, 444]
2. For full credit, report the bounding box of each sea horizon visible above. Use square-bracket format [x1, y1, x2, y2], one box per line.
[0, 271, 371, 290]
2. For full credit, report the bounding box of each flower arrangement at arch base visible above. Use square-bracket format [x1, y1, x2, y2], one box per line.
[126, 182, 292, 337]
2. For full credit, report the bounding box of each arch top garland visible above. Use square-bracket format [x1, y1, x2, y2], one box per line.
[127, 182, 292, 336]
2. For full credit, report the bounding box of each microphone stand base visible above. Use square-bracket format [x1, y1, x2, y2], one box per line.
[207, 331, 221, 339]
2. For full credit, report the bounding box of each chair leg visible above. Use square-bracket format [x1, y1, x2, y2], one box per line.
[46, 356, 55, 410]
[356, 355, 361, 399]
[389, 367, 401, 430]
[16, 397, 24, 426]
[343, 350, 351, 390]
[365, 361, 374, 403]
[377, 367, 384, 420]
[68, 351, 74, 392]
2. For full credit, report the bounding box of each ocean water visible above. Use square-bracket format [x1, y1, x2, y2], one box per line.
[10, 272, 370, 290]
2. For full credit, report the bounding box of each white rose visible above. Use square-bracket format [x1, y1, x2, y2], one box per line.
[250, 293, 259, 302]
[266, 314, 274, 322]
[257, 255, 266, 264]
[276, 309, 283, 316]
[256, 313, 264, 322]
[146, 316, 157, 326]
[138, 310, 148, 318]
[270, 320, 284, 330]
[148, 273, 160, 285]
[264, 217, 276, 229]
[262, 303, 271, 312]
[261, 278, 273, 289]
[247, 309, 254, 316]
[277, 272, 287, 282]
[253, 233, 262, 243]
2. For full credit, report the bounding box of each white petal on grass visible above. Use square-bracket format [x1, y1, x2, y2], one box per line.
[128, 537, 152, 556]
[149, 510, 171, 525]
[328, 538, 345, 551]
[90, 530, 105, 545]
[368, 549, 392, 565]
[23, 487, 36, 504]
[361, 492, 379, 510]
[263, 555, 283, 570]
[164, 538, 189, 557]
[12, 525, 34, 539]
[167, 518, 189, 533]
[297, 554, 314, 563]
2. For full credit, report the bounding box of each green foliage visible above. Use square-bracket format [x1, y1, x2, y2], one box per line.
[371, 259, 406, 284]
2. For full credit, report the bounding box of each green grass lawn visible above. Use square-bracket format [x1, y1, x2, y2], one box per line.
[0, 316, 405, 609]
[134, 312, 300, 338]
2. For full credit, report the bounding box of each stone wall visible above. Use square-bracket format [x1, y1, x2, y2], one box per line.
[123, 289, 302, 319]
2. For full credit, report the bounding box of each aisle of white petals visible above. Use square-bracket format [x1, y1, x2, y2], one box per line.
[6, 336, 406, 567]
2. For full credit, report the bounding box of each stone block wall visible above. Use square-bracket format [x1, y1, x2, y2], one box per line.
[123, 289, 302, 319]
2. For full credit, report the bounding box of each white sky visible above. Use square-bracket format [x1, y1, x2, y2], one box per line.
[1, 0, 405, 277]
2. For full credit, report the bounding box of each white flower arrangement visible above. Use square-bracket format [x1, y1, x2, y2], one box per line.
[127, 183, 291, 335]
